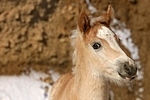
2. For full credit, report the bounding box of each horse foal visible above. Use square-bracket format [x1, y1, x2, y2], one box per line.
[51, 5, 137, 100]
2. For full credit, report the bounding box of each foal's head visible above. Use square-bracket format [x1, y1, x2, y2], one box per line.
[72, 5, 137, 84]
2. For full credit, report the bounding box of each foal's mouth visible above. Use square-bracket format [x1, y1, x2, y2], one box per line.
[118, 72, 136, 81]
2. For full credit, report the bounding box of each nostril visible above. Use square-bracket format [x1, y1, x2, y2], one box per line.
[124, 64, 128, 70]
[131, 76, 136, 80]
[123, 63, 132, 75]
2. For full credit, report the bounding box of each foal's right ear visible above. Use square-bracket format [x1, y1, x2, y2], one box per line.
[78, 10, 90, 34]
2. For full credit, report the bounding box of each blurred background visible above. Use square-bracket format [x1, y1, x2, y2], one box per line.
[0, 0, 149, 100]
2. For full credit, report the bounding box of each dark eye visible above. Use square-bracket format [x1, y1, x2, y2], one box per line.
[92, 42, 101, 50]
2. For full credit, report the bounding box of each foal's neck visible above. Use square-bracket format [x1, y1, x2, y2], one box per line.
[74, 64, 109, 100]
[73, 35, 110, 100]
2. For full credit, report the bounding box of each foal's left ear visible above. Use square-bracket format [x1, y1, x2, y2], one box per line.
[103, 5, 114, 25]
[78, 10, 90, 34]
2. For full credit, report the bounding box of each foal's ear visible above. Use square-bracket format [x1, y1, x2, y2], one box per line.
[103, 5, 114, 25]
[78, 10, 90, 34]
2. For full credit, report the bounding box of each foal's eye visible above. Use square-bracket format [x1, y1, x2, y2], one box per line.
[92, 42, 101, 50]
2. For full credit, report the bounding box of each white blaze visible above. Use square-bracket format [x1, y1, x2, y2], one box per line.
[97, 26, 124, 54]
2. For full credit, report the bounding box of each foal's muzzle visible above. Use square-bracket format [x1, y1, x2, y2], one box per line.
[118, 62, 137, 81]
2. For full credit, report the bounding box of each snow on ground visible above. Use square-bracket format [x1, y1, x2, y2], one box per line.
[0, 70, 60, 100]
[85, 0, 97, 14]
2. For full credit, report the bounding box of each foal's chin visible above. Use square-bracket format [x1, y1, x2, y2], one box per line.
[105, 71, 136, 86]
[107, 76, 129, 86]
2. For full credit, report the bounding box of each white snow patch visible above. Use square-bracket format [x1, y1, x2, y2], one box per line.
[138, 87, 144, 93]
[49, 70, 60, 82]
[85, 0, 97, 14]
[136, 71, 144, 81]
[0, 70, 60, 100]
[136, 97, 142, 100]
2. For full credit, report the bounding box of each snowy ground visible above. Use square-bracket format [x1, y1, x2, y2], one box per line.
[0, 70, 60, 100]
